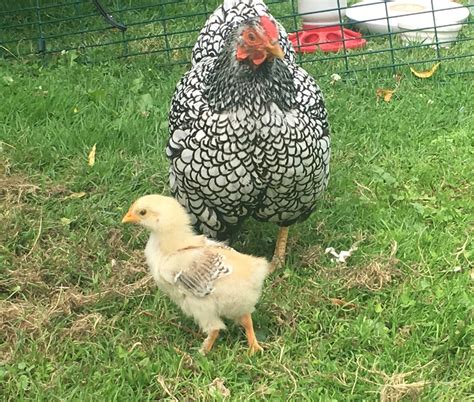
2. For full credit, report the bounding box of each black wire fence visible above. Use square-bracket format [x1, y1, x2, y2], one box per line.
[0, 0, 473, 76]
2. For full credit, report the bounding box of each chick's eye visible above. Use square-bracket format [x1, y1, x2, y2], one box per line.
[139, 209, 147, 216]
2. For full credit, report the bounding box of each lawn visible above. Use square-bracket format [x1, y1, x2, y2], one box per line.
[1, 49, 473, 399]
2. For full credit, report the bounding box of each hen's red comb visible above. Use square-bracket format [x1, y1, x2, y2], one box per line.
[260, 16, 278, 41]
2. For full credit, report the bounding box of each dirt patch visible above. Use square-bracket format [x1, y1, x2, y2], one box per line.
[1, 168, 155, 362]
[0, 174, 40, 202]
[0, 169, 68, 207]
[1, 164, 97, 213]
[0, 299, 52, 363]
[303, 242, 401, 291]
[357, 360, 430, 401]
[300, 244, 325, 268]
[0, 264, 47, 298]
[50, 274, 153, 314]
[108, 250, 148, 288]
[63, 312, 104, 338]
[0, 251, 153, 362]
[344, 246, 400, 291]
[0, 272, 152, 324]
[1, 170, 69, 261]
[107, 228, 123, 250]
[0, 300, 51, 334]
[379, 371, 427, 402]
[0, 171, 42, 254]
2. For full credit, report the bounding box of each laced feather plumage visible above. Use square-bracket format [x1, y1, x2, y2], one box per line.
[167, 0, 330, 239]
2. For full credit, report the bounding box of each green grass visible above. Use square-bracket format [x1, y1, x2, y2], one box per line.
[1, 53, 473, 401]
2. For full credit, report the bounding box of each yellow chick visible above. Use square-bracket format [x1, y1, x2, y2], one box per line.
[122, 194, 270, 354]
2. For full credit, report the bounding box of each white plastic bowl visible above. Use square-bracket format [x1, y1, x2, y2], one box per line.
[298, 0, 348, 27]
[347, 0, 419, 34]
[397, 1, 470, 47]
[398, 24, 463, 48]
[346, 0, 469, 35]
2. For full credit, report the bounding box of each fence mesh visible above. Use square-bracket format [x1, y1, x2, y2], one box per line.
[1, 0, 473, 76]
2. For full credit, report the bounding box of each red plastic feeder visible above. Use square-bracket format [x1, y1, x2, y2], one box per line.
[289, 25, 366, 53]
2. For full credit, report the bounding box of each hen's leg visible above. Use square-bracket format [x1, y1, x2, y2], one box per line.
[199, 329, 220, 354]
[239, 314, 263, 355]
[270, 226, 289, 271]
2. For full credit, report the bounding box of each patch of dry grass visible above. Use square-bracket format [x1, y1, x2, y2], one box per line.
[1, 171, 152, 363]
[302, 242, 401, 291]
[357, 360, 431, 402]
[63, 312, 104, 337]
[0, 268, 153, 362]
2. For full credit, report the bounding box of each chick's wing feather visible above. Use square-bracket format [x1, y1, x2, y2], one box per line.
[174, 249, 232, 297]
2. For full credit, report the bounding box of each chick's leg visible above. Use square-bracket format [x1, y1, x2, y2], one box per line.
[199, 329, 220, 355]
[270, 226, 289, 272]
[239, 314, 263, 355]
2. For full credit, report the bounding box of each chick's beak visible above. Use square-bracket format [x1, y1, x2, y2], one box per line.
[122, 210, 140, 224]
[266, 41, 284, 59]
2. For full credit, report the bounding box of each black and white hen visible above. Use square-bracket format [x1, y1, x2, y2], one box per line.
[167, 0, 330, 267]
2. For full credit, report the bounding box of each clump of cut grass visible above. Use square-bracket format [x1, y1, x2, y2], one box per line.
[357, 360, 431, 402]
[63, 312, 104, 338]
[301, 241, 401, 291]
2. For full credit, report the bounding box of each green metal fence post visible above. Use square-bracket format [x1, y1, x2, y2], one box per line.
[382, 0, 397, 76]
[34, 0, 46, 58]
[429, 0, 442, 63]
[290, 0, 302, 65]
[159, 1, 172, 65]
[337, 0, 350, 73]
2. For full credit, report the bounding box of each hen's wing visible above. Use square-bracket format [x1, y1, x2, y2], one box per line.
[167, 58, 256, 239]
[174, 248, 232, 297]
[168, 59, 212, 141]
[191, 0, 295, 65]
[253, 63, 330, 225]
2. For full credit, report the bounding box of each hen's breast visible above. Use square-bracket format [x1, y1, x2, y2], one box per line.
[168, 57, 329, 238]
[168, 99, 328, 237]
[253, 102, 330, 224]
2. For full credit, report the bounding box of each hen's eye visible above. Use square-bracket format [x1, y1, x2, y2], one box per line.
[247, 32, 256, 42]
[139, 209, 147, 216]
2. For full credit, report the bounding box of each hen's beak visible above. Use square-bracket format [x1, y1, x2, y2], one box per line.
[266, 41, 284, 59]
[122, 210, 140, 224]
